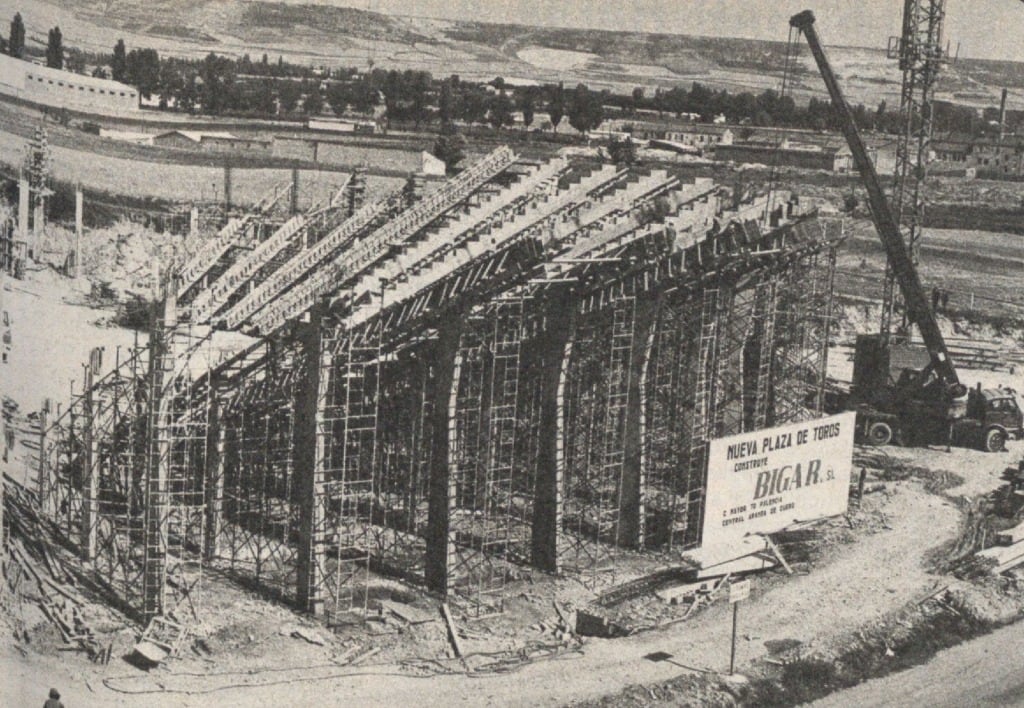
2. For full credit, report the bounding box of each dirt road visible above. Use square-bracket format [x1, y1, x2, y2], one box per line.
[812, 618, 1024, 707]
[0, 479, 966, 708]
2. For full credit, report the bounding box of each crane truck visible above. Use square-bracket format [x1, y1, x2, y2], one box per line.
[790, 10, 1023, 452]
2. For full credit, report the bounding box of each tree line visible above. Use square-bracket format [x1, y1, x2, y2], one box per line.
[4, 12, 1017, 141]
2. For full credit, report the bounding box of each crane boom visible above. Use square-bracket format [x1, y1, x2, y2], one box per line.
[789, 10, 963, 395]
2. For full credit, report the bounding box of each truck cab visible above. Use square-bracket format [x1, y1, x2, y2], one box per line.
[952, 386, 1024, 452]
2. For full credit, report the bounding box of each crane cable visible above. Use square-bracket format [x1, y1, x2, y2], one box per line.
[765, 24, 798, 219]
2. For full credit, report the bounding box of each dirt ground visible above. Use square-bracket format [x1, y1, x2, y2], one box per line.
[4, 216, 1024, 705]
[4, 439, 1018, 707]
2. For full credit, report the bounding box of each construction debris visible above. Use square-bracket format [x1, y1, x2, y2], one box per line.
[994, 522, 1024, 547]
[131, 615, 188, 667]
[575, 607, 631, 639]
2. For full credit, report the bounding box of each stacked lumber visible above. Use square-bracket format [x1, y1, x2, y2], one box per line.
[3, 473, 113, 662]
[975, 539, 1024, 574]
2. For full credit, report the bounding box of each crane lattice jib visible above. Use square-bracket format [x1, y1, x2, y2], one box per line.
[882, 0, 946, 337]
[790, 10, 961, 392]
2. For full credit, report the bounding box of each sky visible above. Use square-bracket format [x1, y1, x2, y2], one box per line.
[303, 0, 1024, 62]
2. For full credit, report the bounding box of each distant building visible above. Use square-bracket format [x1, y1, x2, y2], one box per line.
[713, 139, 863, 173]
[627, 123, 734, 148]
[99, 129, 154, 145]
[152, 130, 271, 153]
[307, 117, 378, 134]
[420, 151, 446, 176]
[0, 53, 138, 113]
[932, 135, 1024, 178]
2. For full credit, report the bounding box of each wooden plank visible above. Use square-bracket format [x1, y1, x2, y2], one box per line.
[440, 603, 464, 659]
[696, 554, 776, 579]
[378, 600, 435, 625]
[976, 539, 1024, 562]
[763, 536, 794, 575]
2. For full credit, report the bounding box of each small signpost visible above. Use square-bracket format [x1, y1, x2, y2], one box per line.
[728, 579, 751, 675]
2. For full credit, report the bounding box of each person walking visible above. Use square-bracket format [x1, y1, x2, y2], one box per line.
[44, 687, 64, 708]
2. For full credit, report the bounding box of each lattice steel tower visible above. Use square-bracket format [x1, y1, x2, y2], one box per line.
[883, 0, 947, 339]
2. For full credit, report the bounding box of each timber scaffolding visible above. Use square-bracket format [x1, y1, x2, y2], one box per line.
[26, 146, 842, 626]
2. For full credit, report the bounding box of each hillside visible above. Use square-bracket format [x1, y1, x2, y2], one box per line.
[5, 0, 1024, 110]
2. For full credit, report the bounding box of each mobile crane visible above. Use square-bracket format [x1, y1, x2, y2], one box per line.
[790, 10, 1023, 451]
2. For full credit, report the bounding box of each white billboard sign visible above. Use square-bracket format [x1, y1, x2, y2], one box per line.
[729, 579, 750, 603]
[702, 412, 855, 546]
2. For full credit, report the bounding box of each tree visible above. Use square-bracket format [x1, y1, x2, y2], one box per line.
[607, 136, 637, 165]
[91, 66, 108, 79]
[548, 82, 565, 131]
[460, 87, 488, 125]
[193, 52, 238, 114]
[488, 89, 514, 130]
[518, 88, 536, 129]
[126, 48, 161, 99]
[158, 60, 183, 109]
[9, 12, 25, 58]
[438, 80, 455, 123]
[567, 83, 604, 134]
[303, 82, 324, 115]
[254, 79, 277, 115]
[348, 78, 379, 115]
[278, 80, 301, 113]
[630, 86, 645, 115]
[46, 26, 63, 69]
[326, 81, 349, 116]
[177, 76, 199, 114]
[433, 121, 467, 173]
[112, 39, 127, 82]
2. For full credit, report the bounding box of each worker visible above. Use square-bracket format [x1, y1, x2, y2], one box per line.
[931, 286, 940, 311]
[941, 290, 950, 312]
[44, 687, 64, 708]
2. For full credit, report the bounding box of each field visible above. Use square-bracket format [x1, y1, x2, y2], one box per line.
[835, 220, 1024, 324]
[5, 0, 1023, 109]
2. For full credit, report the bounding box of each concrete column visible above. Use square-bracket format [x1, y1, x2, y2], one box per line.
[291, 168, 300, 214]
[294, 306, 328, 614]
[37, 399, 53, 516]
[424, 316, 463, 595]
[79, 349, 101, 561]
[142, 292, 177, 621]
[17, 179, 28, 244]
[203, 393, 226, 562]
[223, 165, 233, 213]
[531, 297, 575, 573]
[32, 199, 44, 258]
[189, 206, 199, 237]
[74, 186, 83, 278]
[619, 293, 659, 549]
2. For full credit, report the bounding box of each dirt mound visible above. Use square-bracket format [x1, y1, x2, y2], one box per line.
[36, 220, 189, 299]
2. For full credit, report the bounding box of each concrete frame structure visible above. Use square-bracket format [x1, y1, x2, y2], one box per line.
[27, 148, 841, 625]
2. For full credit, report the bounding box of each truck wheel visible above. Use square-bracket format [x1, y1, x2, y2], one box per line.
[984, 428, 1007, 453]
[867, 421, 893, 446]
